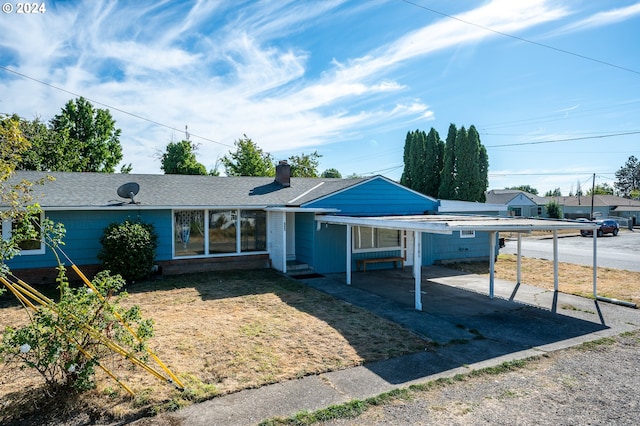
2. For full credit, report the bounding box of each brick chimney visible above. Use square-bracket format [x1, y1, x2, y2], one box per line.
[275, 160, 291, 187]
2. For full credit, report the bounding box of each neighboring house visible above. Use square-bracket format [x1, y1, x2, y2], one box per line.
[486, 189, 640, 225]
[4, 164, 499, 284]
[552, 194, 640, 224]
[485, 189, 549, 217]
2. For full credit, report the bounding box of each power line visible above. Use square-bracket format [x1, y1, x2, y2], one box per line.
[399, 0, 640, 76]
[485, 131, 640, 148]
[0, 65, 233, 148]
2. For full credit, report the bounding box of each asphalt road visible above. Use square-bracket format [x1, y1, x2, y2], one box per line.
[501, 228, 640, 272]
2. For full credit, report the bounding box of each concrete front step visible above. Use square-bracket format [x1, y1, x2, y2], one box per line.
[286, 260, 311, 271]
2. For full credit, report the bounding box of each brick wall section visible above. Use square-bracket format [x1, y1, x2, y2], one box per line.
[8, 254, 271, 286]
[157, 255, 270, 275]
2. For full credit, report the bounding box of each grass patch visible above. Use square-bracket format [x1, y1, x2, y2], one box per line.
[577, 337, 617, 351]
[448, 254, 640, 306]
[262, 357, 534, 425]
[0, 269, 429, 424]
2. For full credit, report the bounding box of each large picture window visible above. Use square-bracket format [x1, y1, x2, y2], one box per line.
[352, 226, 401, 252]
[241, 210, 267, 252]
[209, 210, 236, 254]
[173, 209, 267, 258]
[174, 210, 205, 256]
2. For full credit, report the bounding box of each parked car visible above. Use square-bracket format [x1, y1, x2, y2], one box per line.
[580, 219, 619, 237]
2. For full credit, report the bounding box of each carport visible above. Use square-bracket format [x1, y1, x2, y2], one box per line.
[316, 215, 600, 311]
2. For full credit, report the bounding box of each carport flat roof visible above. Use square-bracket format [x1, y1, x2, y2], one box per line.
[316, 214, 596, 234]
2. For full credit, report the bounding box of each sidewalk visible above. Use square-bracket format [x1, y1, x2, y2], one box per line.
[166, 267, 640, 425]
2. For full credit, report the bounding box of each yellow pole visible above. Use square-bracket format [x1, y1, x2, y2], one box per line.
[71, 265, 184, 389]
[0, 277, 134, 396]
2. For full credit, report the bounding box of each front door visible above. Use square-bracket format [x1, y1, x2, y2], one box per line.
[286, 212, 296, 260]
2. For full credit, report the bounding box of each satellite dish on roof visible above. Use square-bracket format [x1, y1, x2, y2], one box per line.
[117, 182, 140, 204]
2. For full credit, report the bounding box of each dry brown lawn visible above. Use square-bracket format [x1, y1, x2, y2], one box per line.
[0, 269, 428, 423]
[2, 257, 639, 424]
[449, 254, 640, 306]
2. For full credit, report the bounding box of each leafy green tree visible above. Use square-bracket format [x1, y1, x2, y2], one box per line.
[321, 168, 342, 178]
[545, 200, 563, 219]
[0, 115, 48, 272]
[506, 185, 539, 195]
[2, 116, 155, 400]
[289, 151, 321, 177]
[160, 140, 207, 175]
[49, 97, 123, 172]
[587, 183, 614, 196]
[13, 115, 69, 171]
[221, 135, 275, 176]
[438, 124, 458, 199]
[614, 155, 640, 198]
[544, 188, 562, 197]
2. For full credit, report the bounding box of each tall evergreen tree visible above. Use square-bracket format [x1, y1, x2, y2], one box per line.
[467, 125, 486, 202]
[401, 123, 488, 201]
[438, 123, 458, 199]
[454, 126, 474, 200]
[409, 130, 426, 193]
[400, 131, 415, 188]
[422, 128, 443, 197]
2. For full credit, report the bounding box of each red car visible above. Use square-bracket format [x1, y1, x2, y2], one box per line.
[580, 219, 619, 237]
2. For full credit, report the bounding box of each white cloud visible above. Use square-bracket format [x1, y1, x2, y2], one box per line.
[553, 2, 640, 35]
[1, 0, 594, 174]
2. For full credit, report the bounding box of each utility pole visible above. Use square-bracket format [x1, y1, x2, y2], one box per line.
[590, 173, 595, 219]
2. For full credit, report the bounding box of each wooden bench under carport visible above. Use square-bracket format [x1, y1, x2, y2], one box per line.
[356, 256, 404, 272]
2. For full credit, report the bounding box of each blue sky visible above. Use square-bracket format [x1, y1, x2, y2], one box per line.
[1, 0, 639, 196]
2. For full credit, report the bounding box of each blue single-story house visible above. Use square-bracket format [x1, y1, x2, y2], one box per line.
[5, 162, 602, 310]
[4, 162, 502, 285]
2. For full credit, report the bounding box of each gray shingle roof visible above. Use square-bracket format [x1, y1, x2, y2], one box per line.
[554, 194, 640, 208]
[6, 172, 367, 209]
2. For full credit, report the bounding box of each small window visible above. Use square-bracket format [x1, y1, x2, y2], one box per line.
[1, 213, 45, 255]
[353, 226, 401, 252]
[460, 230, 475, 238]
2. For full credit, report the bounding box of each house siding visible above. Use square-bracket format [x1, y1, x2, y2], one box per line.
[295, 213, 315, 266]
[7, 209, 173, 270]
[424, 231, 492, 264]
[304, 177, 437, 216]
[313, 224, 347, 273]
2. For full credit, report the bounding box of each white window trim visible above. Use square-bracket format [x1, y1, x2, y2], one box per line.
[460, 230, 476, 239]
[1, 212, 46, 255]
[352, 226, 402, 253]
[171, 208, 268, 259]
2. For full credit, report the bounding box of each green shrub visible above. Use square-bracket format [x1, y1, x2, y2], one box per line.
[0, 269, 154, 394]
[98, 219, 158, 283]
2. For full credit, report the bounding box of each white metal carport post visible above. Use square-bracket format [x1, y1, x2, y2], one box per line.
[346, 224, 352, 285]
[413, 231, 422, 311]
[553, 229, 559, 291]
[517, 233, 522, 285]
[593, 229, 598, 297]
[489, 231, 496, 299]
